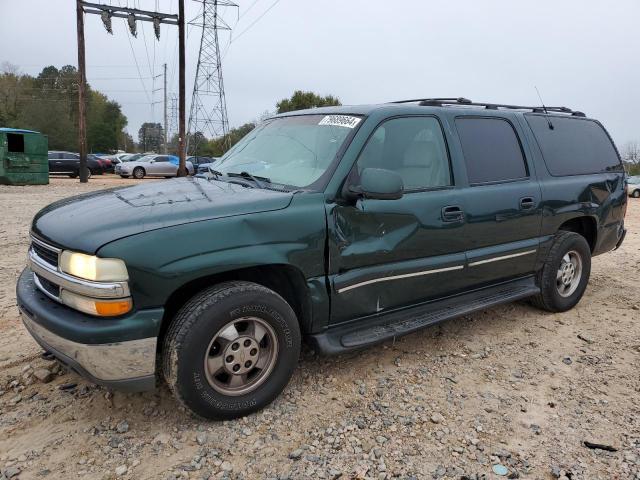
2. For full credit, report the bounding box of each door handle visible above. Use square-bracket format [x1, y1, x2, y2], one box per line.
[442, 205, 464, 223]
[519, 197, 535, 210]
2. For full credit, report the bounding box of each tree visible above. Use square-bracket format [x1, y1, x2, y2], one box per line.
[276, 90, 341, 114]
[622, 141, 640, 165]
[201, 123, 256, 157]
[0, 65, 128, 153]
[138, 122, 164, 152]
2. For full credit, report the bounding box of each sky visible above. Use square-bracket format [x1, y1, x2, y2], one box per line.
[1, 0, 639, 148]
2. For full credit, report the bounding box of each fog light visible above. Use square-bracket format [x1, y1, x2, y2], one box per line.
[60, 290, 132, 317]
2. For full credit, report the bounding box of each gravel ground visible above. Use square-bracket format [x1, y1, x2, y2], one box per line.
[0, 176, 638, 480]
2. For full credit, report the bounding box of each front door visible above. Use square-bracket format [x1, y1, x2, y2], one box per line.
[453, 116, 543, 286]
[327, 116, 469, 325]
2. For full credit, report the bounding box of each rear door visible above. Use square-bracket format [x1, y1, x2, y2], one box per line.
[152, 155, 175, 175]
[452, 115, 542, 286]
[48, 152, 62, 172]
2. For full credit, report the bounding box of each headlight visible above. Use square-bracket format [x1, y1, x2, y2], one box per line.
[60, 251, 129, 282]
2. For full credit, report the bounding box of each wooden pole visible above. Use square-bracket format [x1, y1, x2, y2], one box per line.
[177, 0, 187, 176]
[76, 0, 88, 183]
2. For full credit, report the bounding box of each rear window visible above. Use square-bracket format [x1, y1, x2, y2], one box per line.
[525, 115, 622, 176]
[455, 117, 528, 184]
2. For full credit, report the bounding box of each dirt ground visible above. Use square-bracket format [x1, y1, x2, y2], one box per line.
[0, 176, 638, 480]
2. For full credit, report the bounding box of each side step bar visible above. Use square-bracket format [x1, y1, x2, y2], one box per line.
[307, 276, 539, 355]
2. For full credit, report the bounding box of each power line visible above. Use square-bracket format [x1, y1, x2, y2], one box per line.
[231, 0, 282, 43]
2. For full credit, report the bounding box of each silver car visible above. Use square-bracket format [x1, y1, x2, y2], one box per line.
[628, 176, 640, 198]
[115, 154, 194, 179]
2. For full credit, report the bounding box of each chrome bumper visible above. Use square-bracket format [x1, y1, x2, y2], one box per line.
[21, 309, 157, 386]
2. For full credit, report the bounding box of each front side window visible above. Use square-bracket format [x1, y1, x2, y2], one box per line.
[215, 114, 358, 189]
[356, 116, 452, 190]
[455, 117, 528, 184]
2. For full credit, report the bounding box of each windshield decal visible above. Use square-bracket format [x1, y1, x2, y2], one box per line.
[318, 115, 361, 129]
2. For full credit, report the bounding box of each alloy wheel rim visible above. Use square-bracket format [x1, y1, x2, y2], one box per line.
[556, 250, 582, 298]
[203, 317, 278, 396]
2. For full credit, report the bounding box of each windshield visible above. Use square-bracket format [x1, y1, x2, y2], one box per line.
[215, 114, 360, 188]
[629, 176, 640, 184]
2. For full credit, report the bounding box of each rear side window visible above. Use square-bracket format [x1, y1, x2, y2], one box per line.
[525, 115, 622, 176]
[455, 117, 527, 184]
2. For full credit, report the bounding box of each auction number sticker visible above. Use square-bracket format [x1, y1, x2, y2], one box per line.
[318, 115, 361, 129]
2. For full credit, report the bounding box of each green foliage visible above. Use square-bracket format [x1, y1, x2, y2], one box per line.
[186, 123, 257, 158]
[276, 90, 341, 114]
[138, 122, 164, 152]
[0, 64, 128, 152]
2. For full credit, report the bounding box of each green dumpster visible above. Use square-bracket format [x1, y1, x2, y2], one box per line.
[0, 128, 49, 185]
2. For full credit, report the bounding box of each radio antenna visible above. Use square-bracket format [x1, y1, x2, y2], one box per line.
[535, 86, 554, 130]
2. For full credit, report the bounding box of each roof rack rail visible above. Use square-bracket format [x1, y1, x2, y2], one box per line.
[391, 97, 586, 117]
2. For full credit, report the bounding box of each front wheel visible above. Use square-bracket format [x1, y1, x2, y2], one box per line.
[133, 167, 145, 179]
[531, 231, 591, 312]
[162, 281, 301, 420]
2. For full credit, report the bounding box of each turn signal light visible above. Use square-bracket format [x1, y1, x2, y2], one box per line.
[95, 299, 133, 317]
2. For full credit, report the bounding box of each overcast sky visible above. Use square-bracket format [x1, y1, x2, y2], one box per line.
[2, 0, 639, 147]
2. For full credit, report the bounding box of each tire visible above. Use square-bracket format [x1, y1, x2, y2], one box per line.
[133, 167, 145, 179]
[531, 231, 591, 312]
[69, 171, 78, 178]
[162, 281, 301, 420]
[633, 190, 640, 198]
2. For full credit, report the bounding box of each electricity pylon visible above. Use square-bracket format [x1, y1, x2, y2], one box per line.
[188, 0, 237, 155]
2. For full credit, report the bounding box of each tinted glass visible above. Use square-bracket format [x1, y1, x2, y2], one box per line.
[155, 156, 169, 162]
[456, 117, 527, 184]
[525, 115, 622, 176]
[357, 116, 451, 189]
[48, 152, 58, 159]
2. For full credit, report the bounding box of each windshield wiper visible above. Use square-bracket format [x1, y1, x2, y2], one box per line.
[226, 171, 270, 189]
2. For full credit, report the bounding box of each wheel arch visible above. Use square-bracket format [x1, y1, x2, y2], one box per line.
[157, 264, 313, 353]
[558, 215, 597, 252]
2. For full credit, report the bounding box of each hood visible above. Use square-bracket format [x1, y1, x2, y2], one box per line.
[32, 177, 294, 253]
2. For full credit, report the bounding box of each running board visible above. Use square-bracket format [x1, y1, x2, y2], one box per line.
[307, 276, 539, 355]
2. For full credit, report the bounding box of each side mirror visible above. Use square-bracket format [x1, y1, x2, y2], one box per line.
[348, 168, 404, 201]
[149, 159, 155, 163]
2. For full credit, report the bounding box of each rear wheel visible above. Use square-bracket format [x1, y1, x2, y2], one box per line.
[133, 167, 145, 179]
[162, 281, 301, 420]
[531, 231, 591, 312]
[633, 189, 640, 198]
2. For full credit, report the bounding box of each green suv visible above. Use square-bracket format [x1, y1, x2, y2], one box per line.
[17, 98, 627, 419]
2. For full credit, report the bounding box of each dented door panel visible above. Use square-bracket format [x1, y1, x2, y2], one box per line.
[326, 189, 468, 325]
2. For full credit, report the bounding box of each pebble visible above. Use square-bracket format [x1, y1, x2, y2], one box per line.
[33, 368, 53, 383]
[289, 449, 304, 460]
[116, 420, 129, 434]
[115, 465, 128, 476]
[430, 413, 445, 424]
[3, 467, 21, 479]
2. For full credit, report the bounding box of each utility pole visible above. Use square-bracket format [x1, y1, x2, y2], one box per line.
[76, 0, 88, 183]
[77, 1, 182, 168]
[177, 0, 187, 176]
[163, 63, 168, 154]
[188, 0, 237, 156]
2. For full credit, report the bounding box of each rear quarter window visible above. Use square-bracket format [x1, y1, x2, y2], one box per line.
[525, 115, 622, 176]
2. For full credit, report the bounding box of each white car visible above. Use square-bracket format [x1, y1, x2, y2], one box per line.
[115, 154, 194, 179]
[627, 176, 640, 198]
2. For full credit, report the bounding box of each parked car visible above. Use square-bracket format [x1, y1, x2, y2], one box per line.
[196, 158, 220, 174]
[94, 154, 116, 173]
[188, 156, 217, 172]
[48, 151, 105, 178]
[115, 154, 194, 179]
[20, 99, 627, 420]
[627, 176, 640, 198]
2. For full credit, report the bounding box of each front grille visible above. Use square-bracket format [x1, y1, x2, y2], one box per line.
[31, 240, 59, 268]
[35, 273, 60, 298]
